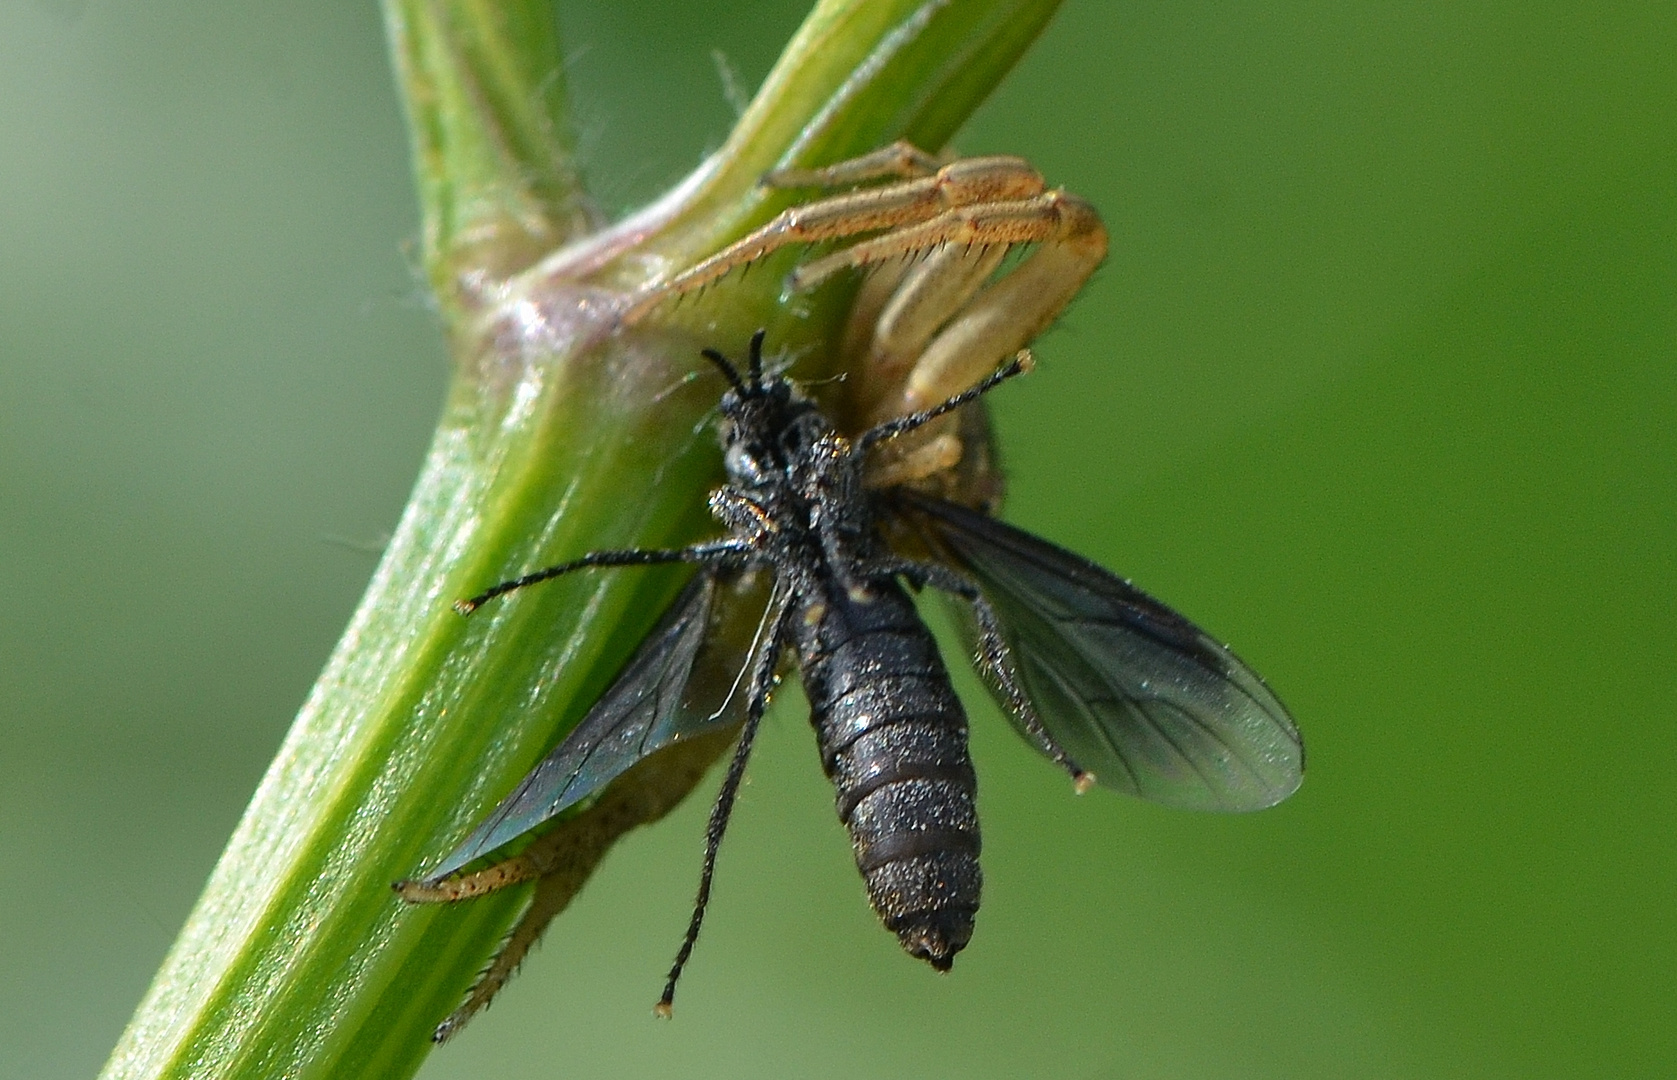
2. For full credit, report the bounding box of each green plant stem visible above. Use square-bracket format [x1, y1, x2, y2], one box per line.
[384, 0, 595, 315]
[99, 1, 1062, 1076]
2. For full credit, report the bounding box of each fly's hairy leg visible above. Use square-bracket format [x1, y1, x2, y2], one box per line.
[854, 349, 1033, 455]
[656, 587, 796, 1017]
[399, 544, 743, 900]
[454, 540, 745, 613]
[858, 361, 1091, 787]
[858, 357, 1089, 785]
[883, 556, 1092, 793]
[855, 349, 1032, 492]
[401, 538, 755, 1033]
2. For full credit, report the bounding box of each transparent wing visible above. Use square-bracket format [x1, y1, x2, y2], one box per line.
[897, 492, 1302, 812]
[423, 571, 774, 881]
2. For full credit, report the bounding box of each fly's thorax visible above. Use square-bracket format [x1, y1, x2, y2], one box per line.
[794, 430, 875, 545]
[712, 375, 888, 579]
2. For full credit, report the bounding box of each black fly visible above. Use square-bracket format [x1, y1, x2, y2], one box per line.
[403, 330, 1303, 1029]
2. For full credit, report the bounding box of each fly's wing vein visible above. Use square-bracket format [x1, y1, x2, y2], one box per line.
[423, 572, 771, 882]
[896, 492, 1302, 813]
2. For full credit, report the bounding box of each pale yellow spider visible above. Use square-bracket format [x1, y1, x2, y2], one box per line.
[626, 141, 1108, 491]
[405, 146, 1108, 1039]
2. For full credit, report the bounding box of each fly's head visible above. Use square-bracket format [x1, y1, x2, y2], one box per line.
[705, 330, 835, 495]
[717, 377, 820, 488]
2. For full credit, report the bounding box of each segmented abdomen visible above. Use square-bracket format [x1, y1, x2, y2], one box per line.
[794, 577, 980, 970]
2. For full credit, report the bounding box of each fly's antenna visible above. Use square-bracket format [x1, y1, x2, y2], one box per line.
[701, 346, 749, 396]
[746, 328, 767, 391]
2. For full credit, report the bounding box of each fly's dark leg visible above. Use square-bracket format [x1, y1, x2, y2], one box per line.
[886, 557, 1093, 792]
[455, 540, 746, 613]
[656, 587, 795, 1017]
[853, 349, 1032, 455]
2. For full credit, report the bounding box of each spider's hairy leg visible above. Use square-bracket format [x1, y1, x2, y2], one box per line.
[396, 853, 544, 903]
[428, 868, 575, 1043]
[402, 724, 740, 1038]
[790, 188, 1092, 293]
[622, 152, 1047, 323]
[763, 139, 942, 186]
[845, 242, 1009, 414]
[867, 192, 1107, 424]
[620, 179, 945, 322]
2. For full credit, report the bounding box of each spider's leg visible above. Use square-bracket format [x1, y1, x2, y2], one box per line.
[623, 157, 1048, 324]
[764, 140, 942, 187]
[865, 192, 1107, 424]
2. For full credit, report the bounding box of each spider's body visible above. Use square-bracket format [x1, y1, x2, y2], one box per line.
[402, 148, 1302, 1043]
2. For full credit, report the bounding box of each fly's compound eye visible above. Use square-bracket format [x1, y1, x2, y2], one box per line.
[725, 441, 779, 487]
[779, 412, 828, 459]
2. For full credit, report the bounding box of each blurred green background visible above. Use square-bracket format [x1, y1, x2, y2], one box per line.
[3, 1, 1672, 1077]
